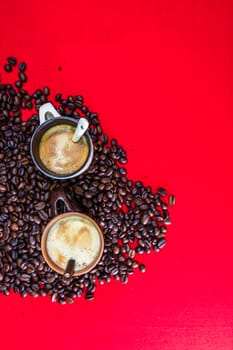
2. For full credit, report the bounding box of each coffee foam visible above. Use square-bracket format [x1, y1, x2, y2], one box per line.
[46, 216, 101, 271]
[39, 124, 89, 175]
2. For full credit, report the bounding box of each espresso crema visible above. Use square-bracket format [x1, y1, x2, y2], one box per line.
[46, 215, 102, 272]
[39, 124, 89, 175]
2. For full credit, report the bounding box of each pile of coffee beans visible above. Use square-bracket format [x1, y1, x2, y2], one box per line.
[0, 57, 175, 304]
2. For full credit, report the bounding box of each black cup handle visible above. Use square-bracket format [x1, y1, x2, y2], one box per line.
[50, 189, 80, 217]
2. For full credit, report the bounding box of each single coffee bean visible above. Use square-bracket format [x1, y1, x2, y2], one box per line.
[121, 275, 128, 284]
[169, 194, 176, 206]
[58, 298, 66, 305]
[18, 62, 27, 72]
[35, 202, 46, 210]
[139, 264, 146, 273]
[128, 249, 135, 259]
[4, 64, 12, 72]
[18, 72, 27, 83]
[85, 292, 94, 300]
[157, 238, 166, 249]
[7, 56, 17, 65]
[164, 217, 171, 225]
[157, 187, 167, 197]
[15, 81, 23, 88]
[113, 246, 120, 255]
[0, 185, 7, 192]
[43, 87, 50, 96]
[141, 214, 150, 225]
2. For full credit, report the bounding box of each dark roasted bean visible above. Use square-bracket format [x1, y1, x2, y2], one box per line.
[157, 187, 167, 197]
[139, 264, 146, 273]
[43, 87, 50, 96]
[4, 64, 12, 72]
[85, 292, 94, 300]
[7, 56, 17, 65]
[164, 217, 171, 225]
[35, 202, 46, 210]
[157, 238, 166, 249]
[136, 247, 144, 254]
[121, 275, 128, 284]
[141, 214, 150, 225]
[128, 249, 135, 259]
[18, 62, 27, 72]
[19, 72, 28, 83]
[0, 56, 172, 304]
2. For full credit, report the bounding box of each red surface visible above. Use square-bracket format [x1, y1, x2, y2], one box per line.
[0, 1, 233, 349]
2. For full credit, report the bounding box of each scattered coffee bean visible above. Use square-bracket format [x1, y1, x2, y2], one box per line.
[139, 264, 146, 273]
[18, 62, 27, 72]
[157, 238, 166, 249]
[85, 292, 94, 300]
[43, 87, 50, 96]
[169, 194, 176, 206]
[15, 81, 23, 88]
[7, 56, 17, 65]
[4, 64, 12, 72]
[164, 217, 171, 225]
[18, 72, 27, 83]
[157, 187, 167, 197]
[0, 56, 173, 304]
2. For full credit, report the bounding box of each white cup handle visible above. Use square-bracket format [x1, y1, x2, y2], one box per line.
[39, 103, 61, 125]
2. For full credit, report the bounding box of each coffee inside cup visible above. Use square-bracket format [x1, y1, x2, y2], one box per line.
[39, 124, 89, 175]
[46, 215, 102, 272]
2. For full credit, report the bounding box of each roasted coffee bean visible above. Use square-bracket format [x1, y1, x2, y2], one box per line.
[35, 202, 46, 210]
[141, 214, 150, 225]
[157, 187, 167, 197]
[121, 275, 128, 284]
[127, 268, 134, 275]
[0, 185, 7, 192]
[157, 238, 166, 249]
[4, 64, 12, 72]
[10, 223, 19, 231]
[164, 217, 171, 225]
[15, 80, 23, 88]
[139, 264, 146, 273]
[113, 246, 120, 255]
[7, 56, 17, 65]
[128, 249, 135, 259]
[160, 226, 167, 234]
[0, 56, 173, 303]
[132, 261, 139, 268]
[85, 292, 94, 300]
[18, 72, 27, 83]
[20, 274, 30, 282]
[169, 194, 176, 206]
[38, 210, 48, 221]
[58, 298, 66, 305]
[43, 87, 50, 96]
[135, 247, 144, 254]
[18, 62, 27, 72]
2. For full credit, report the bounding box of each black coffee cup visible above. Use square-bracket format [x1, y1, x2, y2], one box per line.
[30, 103, 93, 180]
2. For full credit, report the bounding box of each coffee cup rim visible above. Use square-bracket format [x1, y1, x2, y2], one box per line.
[41, 212, 104, 276]
[30, 116, 94, 180]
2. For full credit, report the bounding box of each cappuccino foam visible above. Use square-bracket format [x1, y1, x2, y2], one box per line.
[39, 124, 89, 175]
[46, 216, 101, 272]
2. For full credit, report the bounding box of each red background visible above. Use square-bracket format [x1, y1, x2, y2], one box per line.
[0, 1, 233, 349]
